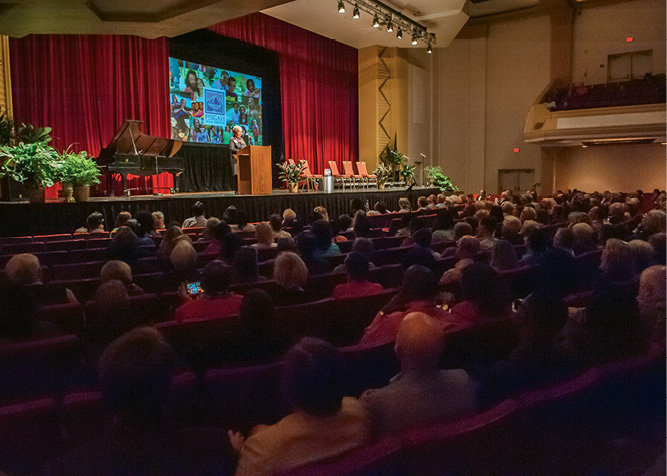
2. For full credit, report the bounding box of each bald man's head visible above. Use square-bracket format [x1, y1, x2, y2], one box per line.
[395, 312, 444, 371]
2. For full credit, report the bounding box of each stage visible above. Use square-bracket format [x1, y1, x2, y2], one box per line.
[0, 186, 441, 237]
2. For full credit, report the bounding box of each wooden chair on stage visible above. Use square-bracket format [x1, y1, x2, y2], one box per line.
[328, 161, 352, 190]
[343, 161, 364, 189]
[356, 161, 377, 189]
[299, 160, 322, 192]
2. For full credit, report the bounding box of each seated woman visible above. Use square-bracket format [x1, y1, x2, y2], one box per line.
[231, 246, 267, 284]
[296, 232, 331, 275]
[231, 338, 369, 475]
[269, 252, 310, 306]
[310, 220, 341, 257]
[157, 225, 189, 261]
[174, 260, 243, 323]
[449, 263, 514, 326]
[252, 222, 277, 250]
[161, 241, 201, 292]
[204, 221, 232, 256]
[225, 289, 289, 364]
[332, 252, 384, 300]
[99, 260, 145, 296]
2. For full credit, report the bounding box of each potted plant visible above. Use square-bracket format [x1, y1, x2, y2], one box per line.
[372, 164, 392, 190]
[276, 161, 306, 193]
[424, 166, 460, 192]
[59, 148, 101, 202]
[0, 141, 61, 203]
[0, 110, 13, 146]
[16, 123, 52, 145]
[379, 135, 405, 183]
[400, 164, 416, 187]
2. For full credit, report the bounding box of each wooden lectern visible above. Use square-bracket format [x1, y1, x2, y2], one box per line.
[235, 145, 272, 195]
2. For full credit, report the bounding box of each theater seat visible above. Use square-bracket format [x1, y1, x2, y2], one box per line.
[0, 397, 64, 474]
[0, 334, 81, 403]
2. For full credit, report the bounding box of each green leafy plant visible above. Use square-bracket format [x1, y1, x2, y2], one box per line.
[400, 164, 416, 184]
[16, 123, 52, 144]
[425, 166, 460, 192]
[379, 135, 405, 171]
[0, 110, 14, 146]
[0, 141, 61, 189]
[276, 161, 306, 185]
[59, 148, 100, 187]
[372, 163, 392, 186]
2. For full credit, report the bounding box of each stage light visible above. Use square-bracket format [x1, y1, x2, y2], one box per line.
[352, 4, 360, 18]
[396, 28, 402, 39]
[427, 41, 432, 53]
[338, 1, 345, 13]
[373, 14, 380, 27]
[387, 18, 393, 32]
[411, 32, 418, 45]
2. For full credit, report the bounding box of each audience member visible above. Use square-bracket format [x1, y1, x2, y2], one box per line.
[162, 241, 200, 291]
[45, 327, 236, 474]
[174, 260, 242, 323]
[311, 219, 341, 257]
[553, 227, 575, 257]
[157, 225, 189, 261]
[629, 239, 656, 272]
[313, 206, 329, 222]
[397, 197, 411, 212]
[352, 210, 372, 238]
[637, 265, 666, 344]
[450, 263, 513, 326]
[439, 236, 480, 290]
[231, 246, 266, 284]
[501, 215, 523, 245]
[232, 338, 369, 475]
[432, 210, 455, 243]
[108, 226, 143, 266]
[518, 227, 551, 267]
[197, 218, 221, 245]
[100, 260, 145, 296]
[476, 216, 497, 254]
[361, 312, 477, 435]
[152, 211, 165, 230]
[271, 251, 310, 305]
[296, 231, 331, 275]
[75, 211, 105, 234]
[0, 283, 60, 343]
[5, 253, 77, 304]
[361, 265, 459, 346]
[649, 232, 666, 265]
[490, 239, 518, 271]
[270, 214, 291, 240]
[402, 228, 438, 271]
[332, 252, 384, 300]
[571, 222, 598, 255]
[182, 201, 207, 228]
[252, 222, 277, 250]
[112, 211, 132, 233]
[135, 210, 158, 244]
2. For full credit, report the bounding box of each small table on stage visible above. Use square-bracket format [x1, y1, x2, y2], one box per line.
[235, 145, 272, 195]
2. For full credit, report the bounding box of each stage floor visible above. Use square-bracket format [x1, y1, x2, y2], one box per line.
[0, 186, 440, 237]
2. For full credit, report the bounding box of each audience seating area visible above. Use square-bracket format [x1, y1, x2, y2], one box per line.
[0, 192, 664, 473]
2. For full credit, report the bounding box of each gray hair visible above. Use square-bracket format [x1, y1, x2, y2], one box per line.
[232, 125, 243, 134]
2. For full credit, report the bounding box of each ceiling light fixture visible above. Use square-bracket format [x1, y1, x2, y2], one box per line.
[336, 0, 436, 47]
[427, 41, 432, 54]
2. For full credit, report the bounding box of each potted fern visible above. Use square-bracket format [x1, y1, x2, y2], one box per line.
[276, 161, 305, 193]
[59, 148, 100, 202]
[0, 141, 61, 203]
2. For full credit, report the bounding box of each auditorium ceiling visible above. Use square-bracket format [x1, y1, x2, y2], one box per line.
[0, 0, 541, 47]
[0, 0, 292, 38]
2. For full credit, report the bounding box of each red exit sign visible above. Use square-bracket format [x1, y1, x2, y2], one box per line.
[626, 36, 634, 42]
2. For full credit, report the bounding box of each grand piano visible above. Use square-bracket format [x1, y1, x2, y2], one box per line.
[96, 119, 185, 196]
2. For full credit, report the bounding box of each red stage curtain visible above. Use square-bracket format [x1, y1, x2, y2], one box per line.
[9, 35, 173, 198]
[209, 13, 359, 174]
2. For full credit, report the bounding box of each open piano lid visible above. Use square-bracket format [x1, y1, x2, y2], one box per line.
[98, 119, 182, 163]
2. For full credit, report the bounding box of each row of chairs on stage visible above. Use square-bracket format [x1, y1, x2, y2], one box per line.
[287, 159, 380, 191]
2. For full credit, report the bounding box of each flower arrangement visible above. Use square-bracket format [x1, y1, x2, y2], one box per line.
[372, 163, 392, 188]
[59, 148, 101, 187]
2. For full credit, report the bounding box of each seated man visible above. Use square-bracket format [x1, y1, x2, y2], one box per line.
[4, 253, 78, 305]
[332, 252, 384, 300]
[360, 265, 461, 347]
[100, 260, 145, 296]
[44, 327, 236, 474]
[174, 260, 243, 323]
[439, 236, 480, 290]
[231, 337, 369, 475]
[361, 312, 477, 435]
[181, 200, 207, 228]
[75, 211, 106, 234]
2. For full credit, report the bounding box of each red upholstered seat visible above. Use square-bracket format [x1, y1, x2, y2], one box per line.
[38, 302, 85, 334]
[0, 397, 63, 473]
[44, 239, 86, 252]
[0, 334, 81, 403]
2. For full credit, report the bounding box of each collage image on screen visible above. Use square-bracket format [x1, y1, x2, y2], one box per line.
[169, 57, 262, 146]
